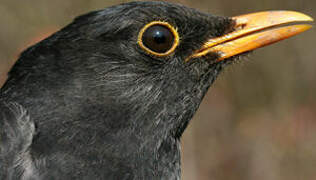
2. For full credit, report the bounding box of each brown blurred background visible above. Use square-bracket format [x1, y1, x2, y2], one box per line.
[1, 0, 315, 179]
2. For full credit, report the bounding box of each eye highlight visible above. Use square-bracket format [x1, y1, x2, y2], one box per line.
[138, 21, 179, 57]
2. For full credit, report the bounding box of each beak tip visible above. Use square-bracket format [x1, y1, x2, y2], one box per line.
[295, 11, 314, 21]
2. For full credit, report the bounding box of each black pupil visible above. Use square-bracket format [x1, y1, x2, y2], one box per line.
[142, 25, 175, 53]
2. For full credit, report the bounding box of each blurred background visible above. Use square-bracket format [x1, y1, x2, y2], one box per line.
[0, 0, 315, 179]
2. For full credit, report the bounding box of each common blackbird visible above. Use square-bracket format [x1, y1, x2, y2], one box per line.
[0, 1, 313, 180]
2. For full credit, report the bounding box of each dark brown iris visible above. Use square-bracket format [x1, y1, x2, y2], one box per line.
[142, 25, 175, 53]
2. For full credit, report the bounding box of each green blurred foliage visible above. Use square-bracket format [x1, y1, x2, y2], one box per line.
[0, 0, 315, 179]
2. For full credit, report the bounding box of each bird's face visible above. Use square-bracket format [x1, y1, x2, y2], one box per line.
[61, 1, 311, 138]
[8, 2, 311, 145]
[60, 2, 239, 139]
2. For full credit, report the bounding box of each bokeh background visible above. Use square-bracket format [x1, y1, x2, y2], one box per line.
[1, 0, 315, 179]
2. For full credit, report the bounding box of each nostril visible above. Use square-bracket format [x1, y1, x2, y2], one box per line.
[235, 23, 247, 31]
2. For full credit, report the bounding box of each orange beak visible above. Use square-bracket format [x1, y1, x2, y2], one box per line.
[190, 11, 313, 61]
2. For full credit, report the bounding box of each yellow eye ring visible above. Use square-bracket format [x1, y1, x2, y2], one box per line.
[137, 21, 180, 57]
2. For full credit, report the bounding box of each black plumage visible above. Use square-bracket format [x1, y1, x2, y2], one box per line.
[0, 1, 310, 180]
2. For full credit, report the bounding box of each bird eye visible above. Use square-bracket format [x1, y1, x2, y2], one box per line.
[138, 21, 179, 56]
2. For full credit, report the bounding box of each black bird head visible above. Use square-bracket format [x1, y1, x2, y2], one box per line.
[0, 1, 312, 178]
